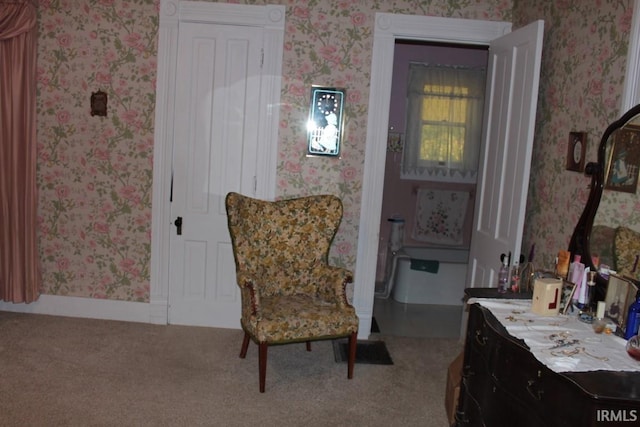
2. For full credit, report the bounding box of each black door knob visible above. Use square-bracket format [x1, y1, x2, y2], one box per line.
[174, 216, 183, 235]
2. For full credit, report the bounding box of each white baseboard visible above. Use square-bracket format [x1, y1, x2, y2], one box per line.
[0, 295, 371, 337]
[0, 294, 159, 324]
[357, 312, 372, 340]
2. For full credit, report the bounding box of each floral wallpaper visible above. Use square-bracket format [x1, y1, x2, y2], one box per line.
[275, 0, 511, 271]
[34, 0, 634, 303]
[516, 0, 634, 271]
[37, 0, 159, 301]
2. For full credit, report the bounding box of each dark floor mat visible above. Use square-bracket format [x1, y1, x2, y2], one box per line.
[332, 339, 393, 365]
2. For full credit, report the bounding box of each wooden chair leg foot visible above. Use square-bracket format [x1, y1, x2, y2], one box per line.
[306, 341, 311, 352]
[259, 342, 268, 393]
[347, 331, 357, 379]
[240, 332, 250, 359]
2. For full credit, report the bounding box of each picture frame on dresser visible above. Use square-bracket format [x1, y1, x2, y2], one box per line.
[604, 274, 638, 330]
[560, 280, 577, 315]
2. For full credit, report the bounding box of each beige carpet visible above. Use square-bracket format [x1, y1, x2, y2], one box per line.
[0, 311, 461, 427]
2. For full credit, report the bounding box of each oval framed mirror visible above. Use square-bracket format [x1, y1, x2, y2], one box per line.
[569, 103, 640, 299]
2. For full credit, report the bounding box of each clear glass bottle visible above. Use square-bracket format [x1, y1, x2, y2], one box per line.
[497, 258, 509, 293]
[510, 262, 520, 292]
[583, 271, 596, 311]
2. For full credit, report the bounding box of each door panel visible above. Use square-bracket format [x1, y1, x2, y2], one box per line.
[468, 20, 544, 288]
[168, 22, 262, 328]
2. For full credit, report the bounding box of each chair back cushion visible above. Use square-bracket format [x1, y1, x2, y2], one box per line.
[225, 192, 343, 296]
[614, 226, 640, 277]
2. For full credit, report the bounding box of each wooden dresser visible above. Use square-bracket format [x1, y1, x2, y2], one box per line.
[456, 301, 640, 426]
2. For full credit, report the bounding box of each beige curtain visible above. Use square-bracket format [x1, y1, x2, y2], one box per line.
[0, 0, 40, 303]
[402, 63, 486, 183]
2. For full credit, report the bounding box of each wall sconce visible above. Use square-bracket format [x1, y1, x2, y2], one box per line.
[307, 86, 345, 157]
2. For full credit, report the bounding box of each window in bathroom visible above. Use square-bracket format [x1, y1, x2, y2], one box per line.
[402, 63, 485, 183]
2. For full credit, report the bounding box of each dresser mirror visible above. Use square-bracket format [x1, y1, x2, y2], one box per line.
[569, 103, 640, 300]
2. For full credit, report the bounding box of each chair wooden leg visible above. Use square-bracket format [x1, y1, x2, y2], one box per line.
[239, 332, 250, 359]
[306, 341, 311, 351]
[347, 331, 357, 379]
[259, 342, 268, 393]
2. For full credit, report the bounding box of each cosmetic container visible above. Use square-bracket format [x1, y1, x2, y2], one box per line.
[624, 291, 640, 340]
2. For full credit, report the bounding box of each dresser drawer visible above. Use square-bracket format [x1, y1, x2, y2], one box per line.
[465, 302, 502, 372]
[459, 369, 547, 427]
[492, 346, 585, 426]
[460, 306, 545, 426]
[457, 375, 490, 426]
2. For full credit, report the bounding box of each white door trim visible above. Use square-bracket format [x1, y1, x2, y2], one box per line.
[149, 1, 284, 324]
[622, 0, 640, 112]
[355, 13, 511, 339]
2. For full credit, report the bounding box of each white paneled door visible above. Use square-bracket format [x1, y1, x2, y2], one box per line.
[168, 22, 262, 328]
[467, 20, 545, 288]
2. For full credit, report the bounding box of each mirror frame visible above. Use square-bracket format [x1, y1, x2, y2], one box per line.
[569, 103, 640, 298]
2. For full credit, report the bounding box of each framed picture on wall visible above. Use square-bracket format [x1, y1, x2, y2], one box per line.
[566, 131, 586, 172]
[307, 86, 345, 157]
[605, 125, 640, 193]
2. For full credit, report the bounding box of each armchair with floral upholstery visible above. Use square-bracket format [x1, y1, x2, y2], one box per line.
[224, 192, 359, 392]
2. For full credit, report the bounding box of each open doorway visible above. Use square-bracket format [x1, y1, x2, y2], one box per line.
[354, 15, 544, 343]
[372, 41, 488, 339]
[353, 15, 512, 340]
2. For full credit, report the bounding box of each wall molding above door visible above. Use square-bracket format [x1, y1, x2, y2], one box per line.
[149, 1, 284, 324]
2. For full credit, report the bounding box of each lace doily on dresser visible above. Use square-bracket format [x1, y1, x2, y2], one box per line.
[468, 298, 640, 373]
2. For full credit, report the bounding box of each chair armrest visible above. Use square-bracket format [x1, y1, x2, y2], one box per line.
[312, 264, 354, 308]
[236, 271, 262, 316]
[236, 271, 260, 289]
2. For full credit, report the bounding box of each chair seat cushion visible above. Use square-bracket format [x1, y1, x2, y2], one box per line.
[244, 294, 359, 344]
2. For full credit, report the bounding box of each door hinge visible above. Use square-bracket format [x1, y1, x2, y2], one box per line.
[260, 48, 264, 67]
[170, 172, 174, 202]
[253, 176, 257, 194]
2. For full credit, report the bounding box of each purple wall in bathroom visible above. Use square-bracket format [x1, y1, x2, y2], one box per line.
[376, 41, 488, 282]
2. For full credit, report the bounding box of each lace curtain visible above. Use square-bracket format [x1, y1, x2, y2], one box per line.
[0, 0, 41, 303]
[402, 63, 486, 183]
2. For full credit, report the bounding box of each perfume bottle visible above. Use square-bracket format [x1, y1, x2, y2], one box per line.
[497, 256, 509, 294]
[510, 262, 520, 292]
[582, 271, 596, 312]
[625, 291, 640, 340]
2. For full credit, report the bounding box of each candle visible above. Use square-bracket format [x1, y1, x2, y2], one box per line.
[597, 301, 606, 319]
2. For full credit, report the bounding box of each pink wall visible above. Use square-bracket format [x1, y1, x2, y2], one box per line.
[376, 41, 488, 282]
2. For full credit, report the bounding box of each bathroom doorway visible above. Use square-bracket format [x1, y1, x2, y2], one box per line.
[372, 41, 488, 339]
[355, 15, 543, 341]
